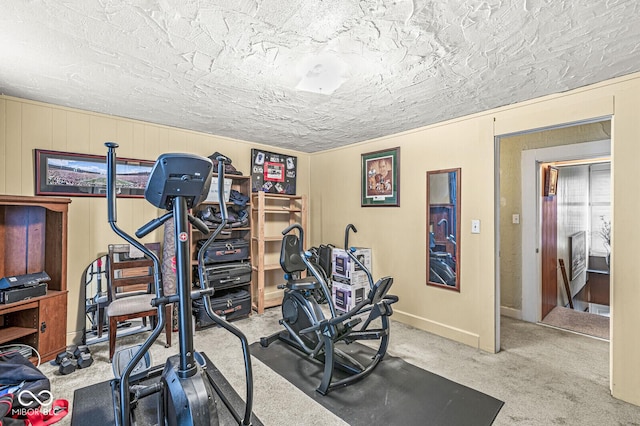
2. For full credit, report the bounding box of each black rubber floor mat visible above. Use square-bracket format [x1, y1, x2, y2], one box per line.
[251, 340, 503, 426]
[71, 352, 260, 426]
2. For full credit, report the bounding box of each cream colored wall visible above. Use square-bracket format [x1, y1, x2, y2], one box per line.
[310, 117, 496, 351]
[310, 73, 640, 406]
[0, 95, 310, 344]
[499, 122, 611, 312]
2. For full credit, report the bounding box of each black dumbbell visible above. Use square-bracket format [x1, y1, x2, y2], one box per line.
[55, 350, 76, 375]
[73, 345, 93, 369]
[55, 345, 94, 374]
[55, 349, 72, 365]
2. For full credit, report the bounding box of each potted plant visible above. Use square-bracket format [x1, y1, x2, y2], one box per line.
[598, 216, 611, 268]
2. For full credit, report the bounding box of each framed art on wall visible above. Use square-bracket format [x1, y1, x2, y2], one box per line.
[250, 149, 297, 194]
[544, 166, 559, 196]
[570, 230, 587, 280]
[35, 149, 154, 198]
[361, 147, 400, 207]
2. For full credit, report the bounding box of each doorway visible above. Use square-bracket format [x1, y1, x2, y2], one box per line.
[496, 120, 611, 341]
[538, 159, 611, 339]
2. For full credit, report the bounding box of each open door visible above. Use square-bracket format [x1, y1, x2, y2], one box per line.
[540, 172, 558, 320]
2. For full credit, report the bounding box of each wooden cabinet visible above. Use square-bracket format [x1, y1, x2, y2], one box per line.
[250, 192, 307, 313]
[0, 195, 70, 363]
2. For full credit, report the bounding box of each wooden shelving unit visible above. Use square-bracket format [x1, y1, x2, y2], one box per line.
[250, 192, 307, 313]
[0, 195, 70, 363]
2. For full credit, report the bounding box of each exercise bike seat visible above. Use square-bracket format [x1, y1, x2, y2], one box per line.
[369, 276, 394, 304]
[280, 234, 306, 274]
[286, 276, 321, 291]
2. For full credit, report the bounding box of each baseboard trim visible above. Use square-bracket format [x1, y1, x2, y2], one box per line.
[393, 310, 480, 349]
[500, 306, 522, 320]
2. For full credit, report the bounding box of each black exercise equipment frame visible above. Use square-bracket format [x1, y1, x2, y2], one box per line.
[260, 223, 398, 395]
[104, 142, 254, 426]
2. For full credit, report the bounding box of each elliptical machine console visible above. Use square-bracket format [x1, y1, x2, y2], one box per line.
[104, 143, 254, 426]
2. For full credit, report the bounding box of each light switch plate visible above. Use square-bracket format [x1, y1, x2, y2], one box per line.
[512, 214, 520, 224]
[471, 219, 480, 234]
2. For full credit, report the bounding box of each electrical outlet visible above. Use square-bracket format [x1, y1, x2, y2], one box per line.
[471, 219, 480, 234]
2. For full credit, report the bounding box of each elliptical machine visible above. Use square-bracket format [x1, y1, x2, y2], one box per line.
[260, 223, 398, 395]
[104, 142, 254, 426]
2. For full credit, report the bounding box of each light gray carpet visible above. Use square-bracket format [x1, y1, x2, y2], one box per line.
[39, 311, 640, 425]
[541, 306, 610, 340]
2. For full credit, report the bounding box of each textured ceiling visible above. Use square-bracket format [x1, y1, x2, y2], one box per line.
[1, 1, 639, 153]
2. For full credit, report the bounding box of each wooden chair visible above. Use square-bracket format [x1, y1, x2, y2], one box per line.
[106, 243, 171, 361]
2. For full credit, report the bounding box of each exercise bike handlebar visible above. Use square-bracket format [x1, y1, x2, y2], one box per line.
[344, 223, 357, 250]
[281, 222, 303, 238]
[344, 223, 375, 290]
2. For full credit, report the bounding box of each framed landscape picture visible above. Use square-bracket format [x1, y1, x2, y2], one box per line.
[35, 149, 154, 198]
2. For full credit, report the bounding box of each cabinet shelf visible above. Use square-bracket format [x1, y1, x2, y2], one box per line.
[251, 236, 282, 242]
[262, 207, 302, 213]
[0, 327, 38, 345]
[0, 195, 70, 363]
[252, 263, 282, 272]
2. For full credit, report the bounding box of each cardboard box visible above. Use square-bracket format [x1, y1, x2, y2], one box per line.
[331, 247, 371, 283]
[332, 280, 368, 313]
[206, 177, 232, 203]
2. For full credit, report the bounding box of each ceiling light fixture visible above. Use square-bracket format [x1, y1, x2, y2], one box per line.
[295, 53, 347, 95]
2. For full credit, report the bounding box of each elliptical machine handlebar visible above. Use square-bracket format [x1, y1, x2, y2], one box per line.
[196, 157, 229, 271]
[105, 141, 119, 222]
[214, 155, 230, 222]
[196, 155, 254, 426]
[344, 223, 375, 290]
[106, 141, 162, 276]
[135, 212, 173, 238]
[135, 210, 209, 239]
[105, 142, 168, 426]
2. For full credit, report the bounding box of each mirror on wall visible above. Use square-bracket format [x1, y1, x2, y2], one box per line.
[427, 168, 461, 291]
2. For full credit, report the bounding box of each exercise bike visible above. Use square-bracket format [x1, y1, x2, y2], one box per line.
[104, 142, 254, 426]
[260, 223, 398, 395]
